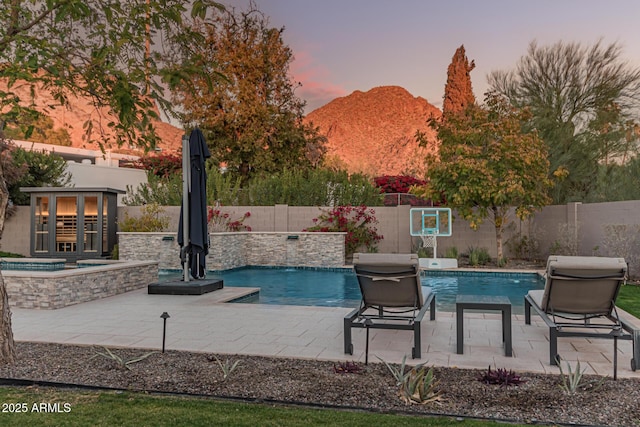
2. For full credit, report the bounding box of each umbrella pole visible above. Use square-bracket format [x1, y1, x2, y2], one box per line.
[182, 135, 191, 282]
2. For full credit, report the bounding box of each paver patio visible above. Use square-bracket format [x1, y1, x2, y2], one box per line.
[10, 287, 640, 378]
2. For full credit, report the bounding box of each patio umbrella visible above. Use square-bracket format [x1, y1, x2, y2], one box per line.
[177, 128, 211, 280]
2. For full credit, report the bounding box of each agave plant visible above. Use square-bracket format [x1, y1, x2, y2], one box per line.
[556, 357, 605, 394]
[399, 365, 441, 405]
[211, 356, 240, 380]
[377, 354, 425, 386]
[378, 355, 440, 405]
[91, 346, 157, 370]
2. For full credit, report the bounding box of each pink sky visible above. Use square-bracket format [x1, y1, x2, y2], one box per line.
[226, 0, 640, 113]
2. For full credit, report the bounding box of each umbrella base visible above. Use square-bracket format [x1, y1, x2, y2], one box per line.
[147, 279, 224, 295]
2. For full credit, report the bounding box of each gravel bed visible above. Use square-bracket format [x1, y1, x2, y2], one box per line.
[0, 342, 638, 426]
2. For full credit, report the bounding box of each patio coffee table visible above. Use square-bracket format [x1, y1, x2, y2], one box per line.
[456, 294, 512, 357]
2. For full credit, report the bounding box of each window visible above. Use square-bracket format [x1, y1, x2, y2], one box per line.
[34, 196, 49, 253]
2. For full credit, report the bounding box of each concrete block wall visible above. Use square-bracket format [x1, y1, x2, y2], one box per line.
[4, 201, 639, 272]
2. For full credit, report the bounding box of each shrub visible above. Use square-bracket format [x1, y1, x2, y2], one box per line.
[333, 361, 364, 374]
[208, 208, 251, 232]
[602, 224, 640, 279]
[7, 147, 71, 205]
[444, 246, 458, 259]
[373, 175, 434, 206]
[373, 175, 427, 193]
[244, 168, 383, 207]
[129, 153, 183, 178]
[119, 203, 169, 232]
[467, 246, 491, 266]
[505, 221, 542, 261]
[0, 251, 25, 258]
[549, 223, 579, 256]
[478, 366, 526, 387]
[123, 172, 183, 206]
[304, 205, 383, 257]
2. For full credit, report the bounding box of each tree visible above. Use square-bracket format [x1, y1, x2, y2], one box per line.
[7, 147, 72, 205]
[442, 45, 476, 117]
[488, 40, 640, 203]
[3, 113, 71, 146]
[0, 0, 224, 363]
[415, 93, 553, 259]
[173, 3, 326, 181]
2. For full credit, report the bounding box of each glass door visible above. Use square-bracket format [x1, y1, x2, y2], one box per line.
[55, 196, 78, 253]
[83, 196, 99, 253]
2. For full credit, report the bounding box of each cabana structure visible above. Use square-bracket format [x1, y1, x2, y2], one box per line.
[20, 187, 123, 262]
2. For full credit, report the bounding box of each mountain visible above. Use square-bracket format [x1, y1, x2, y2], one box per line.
[0, 79, 183, 155]
[304, 86, 441, 177]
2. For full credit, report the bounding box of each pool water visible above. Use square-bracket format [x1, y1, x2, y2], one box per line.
[159, 268, 544, 313]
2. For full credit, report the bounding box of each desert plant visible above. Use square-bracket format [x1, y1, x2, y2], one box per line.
[478, 366, 526, 387]
[378, 355, 418, 386]
[496, 257, 508, 267]
[444, 246, 458, 259]
[399, 364, 441, 405]
[602, 224, 640, 279]
[91, 347, 156, 370]
[556, 357, 605, 394]
[210, 356, 240, 380]
[118, 203, 170, 232]
[549, 222, 580, 256]
[416, 246, 432, 258]
[378, 355, 440, 404]
[467, 246, 491, 266]
[333, 361, 364, 374]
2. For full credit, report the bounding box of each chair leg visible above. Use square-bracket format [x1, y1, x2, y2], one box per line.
[524, 297, 532, 325]
[429, 296, 436, 321]
[613, 336, 618, 380]
[343, 317, 353, 355]
[549, 327, 558, 365]
[413, 321, 421, 359]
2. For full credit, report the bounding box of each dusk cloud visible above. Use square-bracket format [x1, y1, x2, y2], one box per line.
[289, 50, 347, 114]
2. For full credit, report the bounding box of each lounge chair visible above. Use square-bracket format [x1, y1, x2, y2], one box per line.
[524, 255, 639, 378]
[344, 253, 436, 359]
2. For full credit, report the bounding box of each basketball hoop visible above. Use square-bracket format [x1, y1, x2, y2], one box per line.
[410, 208, 452, 259]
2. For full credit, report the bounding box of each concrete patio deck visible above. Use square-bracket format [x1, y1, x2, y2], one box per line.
[10, 287, 640, 379]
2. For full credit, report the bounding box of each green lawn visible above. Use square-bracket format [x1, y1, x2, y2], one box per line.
[617, 283, 640, 317]
[0, 387, 529, 427]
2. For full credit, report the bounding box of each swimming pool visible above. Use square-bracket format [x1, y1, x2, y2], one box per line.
[159, 268, 544, 313]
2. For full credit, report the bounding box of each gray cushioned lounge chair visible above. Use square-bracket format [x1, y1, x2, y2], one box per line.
[524, 255, 639, 378]
[344, 253, 436, 359]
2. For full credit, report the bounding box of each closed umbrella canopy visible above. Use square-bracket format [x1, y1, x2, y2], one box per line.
[177, 128, 211, 280]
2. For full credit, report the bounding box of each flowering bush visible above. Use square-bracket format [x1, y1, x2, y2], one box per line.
[130, 153, 183, 178]
[374, 175, 427, 194]
[208, 208, 252, 232]
[374, 175, 444, 206]
[304, 205, 383, 256]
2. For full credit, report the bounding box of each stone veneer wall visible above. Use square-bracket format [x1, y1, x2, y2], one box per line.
[118, 232, 346, 270]
[118, 233, 183, 270]
[4, 260, 158, 309]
